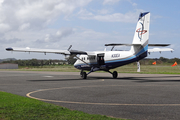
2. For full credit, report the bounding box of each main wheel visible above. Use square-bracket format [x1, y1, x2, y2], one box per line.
[112, 71, 118, 78]
[82, 72, 87, 79]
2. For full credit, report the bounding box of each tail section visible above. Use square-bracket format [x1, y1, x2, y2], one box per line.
[131, 12, 150, 58]
[132, 12, 150, 45]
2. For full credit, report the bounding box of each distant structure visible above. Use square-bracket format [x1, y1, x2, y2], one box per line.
[0, 63, 18, 69]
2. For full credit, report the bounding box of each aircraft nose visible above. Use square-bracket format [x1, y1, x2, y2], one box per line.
[74, 60, 81, 69]
[74, 60, 78, 67]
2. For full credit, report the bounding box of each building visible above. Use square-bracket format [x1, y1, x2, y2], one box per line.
[0, 63, 18, 69]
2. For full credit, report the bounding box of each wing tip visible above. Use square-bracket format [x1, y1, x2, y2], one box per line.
[6, 47, 13, 51]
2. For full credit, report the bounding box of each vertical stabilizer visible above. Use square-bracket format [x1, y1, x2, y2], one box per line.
[130, 12, 150, 56]
[132, 12, 150, 45]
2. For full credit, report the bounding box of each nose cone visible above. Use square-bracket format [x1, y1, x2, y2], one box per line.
[74, 60, 77, 66]
[74, 60, 81, 69]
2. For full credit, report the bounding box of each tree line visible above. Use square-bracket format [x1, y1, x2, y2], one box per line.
[1, 57, 180, 66]
[1, 59, 69, 66]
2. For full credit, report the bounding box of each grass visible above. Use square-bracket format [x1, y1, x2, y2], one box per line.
[113, 65, 180, 74]
[1, 64, 180, 74]
[0, 91, 127, 120]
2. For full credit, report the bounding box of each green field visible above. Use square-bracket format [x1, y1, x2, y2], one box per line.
[2, 64, 180, 74]
[0, 91, 127, 120]
[113, 65, 180, 74]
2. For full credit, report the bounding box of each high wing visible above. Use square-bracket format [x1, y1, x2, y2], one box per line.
[6, 47, 88, 55]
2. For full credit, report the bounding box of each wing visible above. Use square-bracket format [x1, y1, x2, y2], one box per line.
[6, 47, 88, 55]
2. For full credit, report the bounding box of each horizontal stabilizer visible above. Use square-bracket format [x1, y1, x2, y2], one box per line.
[105, 43, 141, 46]
[105, 43, 171, 47]
[148, 48, 174, 53]
[148, 44, 170, 47]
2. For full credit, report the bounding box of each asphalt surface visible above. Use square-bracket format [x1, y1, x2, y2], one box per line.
[1, 71, 180, 120]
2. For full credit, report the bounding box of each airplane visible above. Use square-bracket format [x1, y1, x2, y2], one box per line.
[6, 12, 173, 79]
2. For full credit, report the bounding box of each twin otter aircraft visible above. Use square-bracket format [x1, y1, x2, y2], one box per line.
[6, 12, 173, 79]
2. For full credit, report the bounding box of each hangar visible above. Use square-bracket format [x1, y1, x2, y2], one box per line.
[0, 63, 18, 69]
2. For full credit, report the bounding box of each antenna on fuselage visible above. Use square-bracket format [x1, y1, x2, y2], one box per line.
[111, 46, 115, 51]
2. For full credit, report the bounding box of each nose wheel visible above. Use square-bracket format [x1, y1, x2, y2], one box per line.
[80, 71, 87, 79]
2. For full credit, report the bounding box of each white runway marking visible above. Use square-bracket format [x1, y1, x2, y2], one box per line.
[43, 76, 54, 78]
[26, 85, 180, 106]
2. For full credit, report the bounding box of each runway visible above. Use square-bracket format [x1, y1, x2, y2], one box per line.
[1, 71, 180, 120]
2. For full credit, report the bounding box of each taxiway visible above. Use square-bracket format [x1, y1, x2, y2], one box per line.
[1, 71, 180, 120]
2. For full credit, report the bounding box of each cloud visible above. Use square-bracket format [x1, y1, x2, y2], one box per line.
[103, 0, 121, 5]
[0, 37, 21, 44]
[127, 0, 137, 6]
[78, 9, 140, 23]
[0, 23, 11, 33]
[77, 0, 140, 23]
[18, 23, 30, 31]
[93, 12, 137, 22]
[36, 28, 74, 43]
[97, 9, 111, 14]
[0, 0, 92, 31]
[0, 0, 93, 50]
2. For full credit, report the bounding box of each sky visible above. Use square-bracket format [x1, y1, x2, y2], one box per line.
[0, 0, 179, 60]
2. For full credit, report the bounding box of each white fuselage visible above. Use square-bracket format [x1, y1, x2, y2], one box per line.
[74, 48, 147, 71]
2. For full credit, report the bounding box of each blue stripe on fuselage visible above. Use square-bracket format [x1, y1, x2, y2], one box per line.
[105, 45, 148, 64]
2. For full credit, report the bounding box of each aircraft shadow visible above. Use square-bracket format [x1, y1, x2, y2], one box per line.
[27, 77, 106, 82]
[27, 75, 180, 83]
[117, 75, 180, 83]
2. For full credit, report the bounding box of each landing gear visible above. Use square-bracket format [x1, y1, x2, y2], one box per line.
[80, 69, 118, 79]
[82, 72, 87, 79]
[80, 71, 87, 79]
[107, 70, 118, 79]
[112, 71, 118, 79]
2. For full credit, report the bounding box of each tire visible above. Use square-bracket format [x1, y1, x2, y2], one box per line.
[82, 72, 87, 79]
[112, 71, 118, 79]
[80, 71, 83, 77]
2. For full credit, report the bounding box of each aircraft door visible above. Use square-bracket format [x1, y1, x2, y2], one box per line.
[97, 53, 105, 66]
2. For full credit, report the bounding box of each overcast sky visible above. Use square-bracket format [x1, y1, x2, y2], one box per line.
[0, 0, 179, 60]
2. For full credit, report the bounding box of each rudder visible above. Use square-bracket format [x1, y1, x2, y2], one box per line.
[132, 12, 150, 46]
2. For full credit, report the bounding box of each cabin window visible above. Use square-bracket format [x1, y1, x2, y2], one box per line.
[88, 56, 96, 60]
